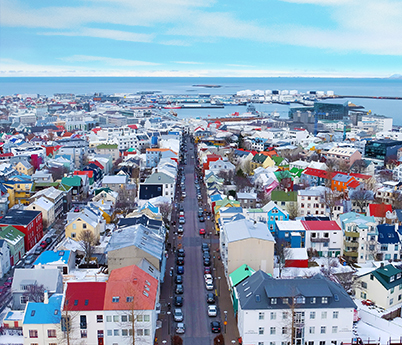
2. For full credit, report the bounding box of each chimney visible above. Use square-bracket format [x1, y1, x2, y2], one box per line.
[380, 262, 385, 268]
[44, 290, 49, 304]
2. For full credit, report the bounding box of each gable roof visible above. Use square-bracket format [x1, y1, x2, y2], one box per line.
[23, 294, 63, 325]
[229, 264, 256, 287]
[377, 224, 400, 244]
[301, 220, 341, 231]
[34, 250, 71, 266]
[0, 225, 25, 245]
[369, 203, 392, 218]
[64, 282, 107, 311]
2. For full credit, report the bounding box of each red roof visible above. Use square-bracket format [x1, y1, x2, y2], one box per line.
[64, 282, 106, 311]
[301, 220, 341, 231]
[89, 160, 104, 170]
[369, 204, 392, 218]
[0, 152, 13, 157]
[92, 127, 102, 134]
[303, 168, 372, 181]
[74, 170, 94, 178]
[104, 265, 158, 311]
[127, 124, 138, 130]
[347, 180, 360, 189]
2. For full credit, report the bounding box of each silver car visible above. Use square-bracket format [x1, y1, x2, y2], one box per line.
[176, 322, 186, 334]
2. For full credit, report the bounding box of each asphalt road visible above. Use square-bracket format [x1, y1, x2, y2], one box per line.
[176, 137, 221, 344]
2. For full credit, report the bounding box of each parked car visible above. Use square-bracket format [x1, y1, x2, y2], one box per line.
[173, 308, 184, 322]
[203, 257, 211, 266]
[175, 284, 184, 294]
[201, 243, 209, 251]
[177, 249, 185, 257]
[199, 216, 205, 222]
[34, 246, 43, 255]
[45, 237, 53, 245]
[176, 266, 184, 275]
[204, 266, 211, 274]
[208, 305, 218, 317]
[206, 292, 215, 304]
[0, 285, 6, 295]
[179, 217, 186, 224]
[199, 228, 206, 235]
[177, 225, 184, 234]
[205, 281, 214, 290]
[176, 322, 186, 334]
[174, 296, 183, 307]
[211, 321, 221, 333]
[4, 277, 13, 288]
[204, 274, 213, 284]
[176, 257, 184, 266]
[175, 275, 183, 284]
[39, 241, 47, 249]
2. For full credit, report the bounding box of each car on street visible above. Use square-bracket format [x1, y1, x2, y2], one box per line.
[177, 225, 184, 234]
[174, 296, 183, 306]
[203, 257, 211, 266]
[204, 266, 211, 274]
[205, 281, 214, 290]
[203, 251, 210, 259]
[39, 240, 48, 249]
[176, 322, 186, 334]
[199, 228, 206, 235]
[179, 217, 186, 224]
[34, 246, 43, 255]
[201, 243, 209, 251]
[175, 275, 183, 284]
[206, 292, 215, 304]
[175, 284, 184, 294]
[204, 274, 213, 283]
[199, 215, 205, 222]
[182, 191, 187, 198]
[177, 248, 185, 257]
[173, 308, 184, 322]
[0, 285, 7, 295]
[4, 277, 13, 288]
[179, 205, 184, 212]
[15, 259, 25, 268]
[208, 305, 218, 317]
[176, 257, 184, 266]
[176, 266, 184, 275]
[45, 237, 53, 245]
[211, 321, 221, 333]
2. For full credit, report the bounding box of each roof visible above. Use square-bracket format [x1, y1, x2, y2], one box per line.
[229, 264, 255, 287]
[276, 220, 305, 231]
[377, 224, 400, 244]
[104, 265, 158, 311]
[30, 196, 54, 211]
[61, 175, 82, 187]
[144, 172, 174, 184]
[369, 203, 392, 218]
[97, 144, 118, 150]
[224, 219, 275, 243]
[12, 268, 61, 293]
[64, 282, 107, 311]
[0, 209, 41, 226]
[368, 264, 402, 291]
[102, 175, 127, 184]
[0, 225, 25, 245]
[34, 250, 71, 266]
[23, 294, 63, 325]
[236, 271, 356, 310]
[301, 220, 341, 231]
[271, 191, 297, 202]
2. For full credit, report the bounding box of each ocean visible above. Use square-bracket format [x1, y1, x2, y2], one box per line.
[1, 77, 402, 124]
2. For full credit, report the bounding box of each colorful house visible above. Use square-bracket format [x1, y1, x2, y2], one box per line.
[0, 225, 25, 266]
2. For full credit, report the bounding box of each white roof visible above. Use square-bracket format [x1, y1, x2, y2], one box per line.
[30, 196, 54, 211]
[285, 247, 308, 260]
[224, 219, 274, 243]
[102, 175, 127, 184]
[276, 220, 305, 231]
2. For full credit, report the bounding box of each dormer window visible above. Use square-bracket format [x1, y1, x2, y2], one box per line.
[322, 297, 328, 304]
[310, 297, 316, 304]
[271, 298, 277, 304]
[390, 276, 395, 283]
[397, 273, 401, 280]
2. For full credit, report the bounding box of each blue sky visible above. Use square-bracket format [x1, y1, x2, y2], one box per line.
[1, 0, 401, 77]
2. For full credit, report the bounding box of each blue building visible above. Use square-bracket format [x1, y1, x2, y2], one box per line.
[274, 220, 306, 248]
[262, 201, 289, 233]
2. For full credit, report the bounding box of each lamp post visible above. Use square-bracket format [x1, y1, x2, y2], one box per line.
[224, 310, 227, 333]
[167, 311, 171, 335]
[218, 276, 221, 296]
[209, 231, 212, 247]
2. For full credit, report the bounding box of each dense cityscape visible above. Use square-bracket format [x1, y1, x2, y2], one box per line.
[0, 88, 401, 345]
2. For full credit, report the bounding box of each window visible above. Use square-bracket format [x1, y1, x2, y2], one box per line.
[322, 297, 328, 304]
[83, 223, 87, 229]
[144, 329, 150, 336]
[361, 292, 367, 299]
[270, 312, 276, 320]
[271, 298, 277, 304]
[137, 329, 144, 336]
[258, 343, 264, 345]
[259, 312, 264, 320]
[81, 330, 87, 338]
[72, 224, 77, 230]
[270, 327, 276, 335]
[282, 298, 288, 304]
[310, 297, 316, 304]
[97, 315, 103, 323]
[332, 326, 338, 333]
[282, 312, 288, 319]
[98, 330, 104, 338]
[259, 327, 264, 335]
[122, 329, 128, 336]
[71, 232, 76, 238]
[20, 296, 29, 304]
[106, 315, 112, 322]
[114, 329, 119, 336]
[361, 282, 367, 288]
[391, 288, 395, 294]
[112, 296, 119, 303]
[309, 327, 315, 334]
[107, 330, 112, 336]
[320, 342, 326, 345]
[282, 327, 288, 334]
[321, 311, 327, 319]
[321, 326, 326, 334]
[390, 298, 394, 305]
[333, 311, 339, 319]
[113, 315, 119, 322]
[80, 315, 87, 329]
[126, 296, 133, 303]
[310, 311, 315, 319]
[144, 315, 150, 322]
[29, 330, 38, 338]
[48, 329, 56, 338]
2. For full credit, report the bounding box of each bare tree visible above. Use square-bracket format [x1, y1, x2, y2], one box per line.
[78, 230, 96, 264]
[217, 170, 234, 185]
[337, 159, 350, 173]
[233, 174, 252, 193]
[173, 335, 184, 345]
[287, 202, 299, 220]
[116, 187, 137, 215]
[275, 238, 292, 278]
[351, 159, 367, 174]
[321, 189, 337, 215]
[391, 191, 402, 210]
[350, 189, 372, 213]
[49, 166, 69, 180]
[334, 272, 356, 295]
[325, 161, 336, 188]
[23, 283, 45, 303]
[159, 202, 173, 226]
[319, 256, 338, 279]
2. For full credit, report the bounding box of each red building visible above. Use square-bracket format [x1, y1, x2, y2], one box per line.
[0, 210, 43, 251]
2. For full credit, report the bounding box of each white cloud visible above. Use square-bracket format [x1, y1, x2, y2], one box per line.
[173, 61, 204, 65]
[41, 28, 154, 43]
[61, 55, 160, 66]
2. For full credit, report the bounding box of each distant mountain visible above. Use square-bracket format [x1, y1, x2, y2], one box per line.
[389, 74, 402, 79]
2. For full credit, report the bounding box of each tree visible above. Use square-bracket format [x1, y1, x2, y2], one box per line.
[350, 189, 372, 213]
[351, 159, 367, 174]
[116, 187, 137, 215]
[173, 335, 183, 345]
[233, 174, 252, 193]
[337, 159, 350, 173]
[325, 160, 336, 188]
[287, 202, 299, 220]
[213, 334, 224, 345]
[78, 230, 96, 264]
[334, 272, 356, 295]
[49, 166, 69, 181]
[217, 170, 234, 185]
[391, 191, 402, 210]
[159, 202, 173, 226]
[275, 238, 292, 278]
[319, 256, 338, 278]
[23, 283, 45, 303]
[321, 188, 337, 216]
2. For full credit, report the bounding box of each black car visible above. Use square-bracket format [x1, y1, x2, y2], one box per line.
[177, 249, 185, 257]
[203, 251, 211, 259]
[206, 292, 215, 304]
[176, 257, 185, 266]
[174, 296, 183, 306]
[45, 237, 53, 245]
[175, 275, 183, 284]
[201, 243, 209, 252]
[175, 284, 184, 294]
[211, 321, 221, 333]
[203, 257, 211, 266]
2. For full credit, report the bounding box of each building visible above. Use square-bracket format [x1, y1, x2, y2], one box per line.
[22, 293, 63, 345]
[262, 201, 289, 233]
[101, 175, 128, 192]
[30, 186, 64, 220]
[275, 220, 306, 248]
[14, 160, 34, 176]
[297, 187, 328, 217]
[33, 250, 75, 275]
[235, 271, 356, 345]
[26, 196, 55, 229]
[236, 192, 258, 209]
[302, 221, 343, 257]
[365, 139, 402, 163]
[377, 224, 401, 261]
[0, 239, 11, 278]
[0, 225, 25, 266]
[326, 147, 362, 167]
[65, 208, 104, 242]
[95, 143, 120, 162]
[0, 209, 43, 251]
[220, 218, 275, 278]
[140, 172, 175, 201]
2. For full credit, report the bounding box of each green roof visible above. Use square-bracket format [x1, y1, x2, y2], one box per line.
[97, 144, 118, 150]
[0, 225, 25, 244]
[252, 154, 267, 164]
[247, 208, 264, 213]
[94, 187, 113, 196]
[371, 264, 402, 290]
[274, 170, 292, 182]
[289, 167, 304, 177]
[271, 155, 285, 165]
[271, 191, 297, 202]
[229, 264, 255, 287]
[61, 175, 82, 187]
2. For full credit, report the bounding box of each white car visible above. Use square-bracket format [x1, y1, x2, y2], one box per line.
[204, 274, 213, 284]
[178, 225, 184, 233]
[174, 308, 184, 322]
[208, 305, 217, 317]
[205, 281, 214, 290]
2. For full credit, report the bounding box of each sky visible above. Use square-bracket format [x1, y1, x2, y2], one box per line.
[0, 0, 401, 78]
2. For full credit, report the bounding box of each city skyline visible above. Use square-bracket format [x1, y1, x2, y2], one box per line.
[1, 0, 401, 78]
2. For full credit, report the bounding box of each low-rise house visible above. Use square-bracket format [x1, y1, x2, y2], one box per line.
[236, 192, 257, 209]
[61, 175, 84, 198]
[0, 209, 43, 251]
[220, 218, 275, 278]
[327, 146, 362, 167]
[11, 268, 63, 310]
[297, 187, 328, 217]
[65, 206, 105, 241]
[356, 263, 402, 310]
[0, 239, 11, 278]
[14, 160, 34, 176]
[339, 212, 377, 264]
[22, 293, 63, 345]
[92, 188, 118, 205]
[377, 224, 401, 261]
[33, 250, 75, 275]
[271, 191, 297, 214]
[275, 220, 306, 248]
[139, 172, 175, 201]
[235, 271, 356, 345]
[95, 143, 120, 162]
[331, 174, 358, 193]
[31, 170, 53, 183]
[30, 186, 64, 220]
[262, 201, 289, 233]
[26, 196, 55, 228]
[101, 175, 128, 192]
[302, 220, 343, 257]
[0, 225, 25, 266]
[208, 157, 236, 176]
[2, 180, 34, 206]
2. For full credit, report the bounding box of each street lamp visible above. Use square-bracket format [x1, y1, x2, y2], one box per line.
[167, 311, 171, 335]
[218, 276, 221, 296]
[231, 341, 236, 345]
[224, 310, 228, 334]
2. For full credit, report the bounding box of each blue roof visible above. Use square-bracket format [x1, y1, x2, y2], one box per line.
[210, 194, 223, 202]
[23, 294, 63, 324]
[33, 250, 71, 266]
[377, 224, 400, 244]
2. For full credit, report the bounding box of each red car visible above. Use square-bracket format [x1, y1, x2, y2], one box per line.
[204, 266, 211, 274]
[40, 241, 48, 249]
[199, 228, 206, 235]
[4, 277, 12, 288]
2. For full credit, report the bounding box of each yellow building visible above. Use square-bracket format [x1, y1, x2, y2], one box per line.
[65, 213, 101, 241]
[14, 161, 34, 176]
[214, 197, 241, 233]
[3, 181, 33, 207]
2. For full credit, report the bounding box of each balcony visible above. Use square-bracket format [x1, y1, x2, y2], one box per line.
[310, 237, 330, 243]
[344, 240, 359, 248]
[345, 231, 359, 238]
[344, 250, 358, 258]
